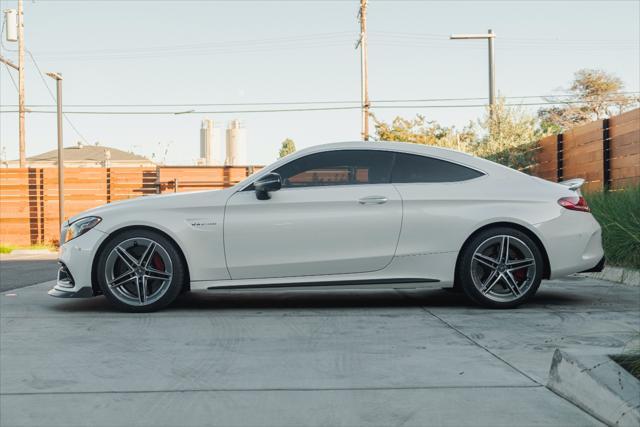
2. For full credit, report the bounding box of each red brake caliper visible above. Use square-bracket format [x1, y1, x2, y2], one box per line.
[152, 254, 165, 271]
[514, 268, 526, 282]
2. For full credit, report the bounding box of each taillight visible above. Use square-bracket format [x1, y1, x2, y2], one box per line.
[558, 195, 590, 212]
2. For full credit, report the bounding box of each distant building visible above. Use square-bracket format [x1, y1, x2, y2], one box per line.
[198, 119, 223, 166]
[4, 142, 155, 168]
[225, 119, 247, 166]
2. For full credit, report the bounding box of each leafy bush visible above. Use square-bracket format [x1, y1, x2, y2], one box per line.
[373, 98, 542, 172]
[585, 186, 640, 269]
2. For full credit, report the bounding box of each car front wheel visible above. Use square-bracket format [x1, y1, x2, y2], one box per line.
[96, 229, 185, 312]
[457, 227, 544, 308]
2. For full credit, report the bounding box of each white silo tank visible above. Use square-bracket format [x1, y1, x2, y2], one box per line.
[200, 119, 213, 165]
[225, 119, 247, 166]
[200, 119, 224, 165]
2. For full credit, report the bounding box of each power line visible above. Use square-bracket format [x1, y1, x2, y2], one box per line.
[6, 92, 638, 108]
[3, 100, 638, 115]
[26, 50, 89, 144]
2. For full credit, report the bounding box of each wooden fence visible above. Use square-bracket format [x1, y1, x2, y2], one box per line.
[1, 109, 638, 246]
[532, 108, 639, 192]
[0, 165, 261, 246]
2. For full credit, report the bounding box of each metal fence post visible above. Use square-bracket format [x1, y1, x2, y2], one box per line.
[602, 118, 611, 192]
[556, 133, 564, 182]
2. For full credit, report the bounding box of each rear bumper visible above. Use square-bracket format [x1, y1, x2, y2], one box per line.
[535, 210, 605, 279]
[580, 256, 605, 273]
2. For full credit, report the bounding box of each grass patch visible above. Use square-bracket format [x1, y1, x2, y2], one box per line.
[0, 243, 57, 254]
[612, 340, 640, 380]
[586, 186, 640, 270]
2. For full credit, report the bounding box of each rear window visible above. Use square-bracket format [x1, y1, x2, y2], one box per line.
[392, 152, 484, 183]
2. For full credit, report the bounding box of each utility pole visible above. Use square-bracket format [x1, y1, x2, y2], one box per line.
[356, 0, 370, 141]
[450, 29, 496, 121]
[46, 72, 64, 228]
[17, 0, 26, 167]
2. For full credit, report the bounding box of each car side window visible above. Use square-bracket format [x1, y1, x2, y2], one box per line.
[274, 150, 394, 188]
[392, 152, 484, 183]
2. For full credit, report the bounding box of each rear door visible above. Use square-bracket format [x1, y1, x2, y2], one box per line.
[224, 149, 402, 280]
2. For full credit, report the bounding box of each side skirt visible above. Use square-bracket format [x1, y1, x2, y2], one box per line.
[204, 278, 438, 291]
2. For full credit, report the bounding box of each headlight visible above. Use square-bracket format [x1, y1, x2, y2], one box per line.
[63, 216, 101, 243]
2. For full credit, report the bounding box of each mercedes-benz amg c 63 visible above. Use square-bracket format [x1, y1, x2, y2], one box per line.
[49, 142, 604, 312]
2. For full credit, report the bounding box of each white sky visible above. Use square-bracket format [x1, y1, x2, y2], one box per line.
[1, 0, 639, 165]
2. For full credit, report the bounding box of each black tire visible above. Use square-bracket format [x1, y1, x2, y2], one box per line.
[96, 228, 185, 312]
[457, 227, 544, 309]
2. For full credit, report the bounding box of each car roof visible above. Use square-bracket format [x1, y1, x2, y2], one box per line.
[235, 140, 517, 190]
[291, 141, 503, 174]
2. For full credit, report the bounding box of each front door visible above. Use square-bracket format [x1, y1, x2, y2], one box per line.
[223, 149, 402, 280]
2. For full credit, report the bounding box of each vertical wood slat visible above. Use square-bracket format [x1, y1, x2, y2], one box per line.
[0, 165, 261, 246]
[533, 108, 639, 191]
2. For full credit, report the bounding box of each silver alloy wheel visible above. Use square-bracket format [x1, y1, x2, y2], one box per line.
[470, 235, 537, 303]
[104, 237, 173, 306]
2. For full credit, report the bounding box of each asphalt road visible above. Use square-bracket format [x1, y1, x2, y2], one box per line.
[0, 253, 58, 292]
[1, 272, 638, 426]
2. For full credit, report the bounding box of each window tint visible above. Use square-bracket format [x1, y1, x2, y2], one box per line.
[392, 152, 484, 183]
[274, 150, 393, 188]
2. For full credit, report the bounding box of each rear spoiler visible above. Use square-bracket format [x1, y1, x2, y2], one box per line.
[559, 178, 585, 192]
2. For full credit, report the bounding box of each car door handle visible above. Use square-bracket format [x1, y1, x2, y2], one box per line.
[358, 196, 388, 205]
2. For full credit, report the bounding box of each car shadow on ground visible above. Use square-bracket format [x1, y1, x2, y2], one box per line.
[48, 286, 590, 313]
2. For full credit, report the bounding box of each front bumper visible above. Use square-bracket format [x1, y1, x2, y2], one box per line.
[48, 228, 108, 299]
[48, 286, 95, 298]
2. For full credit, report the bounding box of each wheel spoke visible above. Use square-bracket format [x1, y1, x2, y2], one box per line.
[481, 270, 501, 294]
[115, 246, 139, 269]
[473, 253, 499, 269]
[137, 276, 147, 304]
[139, 242, 157, 268]
[507, 258, 535, 271]
[501, 271, 521, 296]
[108, 270, 136, 288]
[498, 236, 510, 263]
[144, 267, 171, 282]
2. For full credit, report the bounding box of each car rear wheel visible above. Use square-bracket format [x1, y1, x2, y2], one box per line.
[457, 227, 544, 308]
[96, 229, 185, 312]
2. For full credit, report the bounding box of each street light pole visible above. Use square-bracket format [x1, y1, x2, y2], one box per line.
[356, 0, 370, 141]
[488, 29, 495, 111]
[450, 29, 497, 120]
[46, 72, 64, 229]
[17, 0, 26, 167]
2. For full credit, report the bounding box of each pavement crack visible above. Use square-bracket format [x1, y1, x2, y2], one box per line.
[397, 290, 543, 386]
[0, 384, 544, 396]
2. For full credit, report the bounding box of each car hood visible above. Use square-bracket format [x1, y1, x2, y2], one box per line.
[67, 188, 234, 225]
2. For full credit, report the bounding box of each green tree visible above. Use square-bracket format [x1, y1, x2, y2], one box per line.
[278, 138, 296, 158]
[477, 98, 542, 172]
[373, 114, 476, 152]
[538, 69, 639, 133]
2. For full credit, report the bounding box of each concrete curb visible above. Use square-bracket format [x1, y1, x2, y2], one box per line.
[8, 249, 56, 255]
[547, 349, 640, 427]
[583, 266, 640, 287]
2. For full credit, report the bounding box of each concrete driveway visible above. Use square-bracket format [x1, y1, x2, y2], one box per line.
[1, 275, 638, 426]
[0, 252, 58, 292]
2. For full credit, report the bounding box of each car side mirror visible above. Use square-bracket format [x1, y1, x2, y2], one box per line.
[254, 173, 282, 200]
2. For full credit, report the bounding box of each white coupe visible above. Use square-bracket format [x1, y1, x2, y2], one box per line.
[49, 142, 604, 312]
